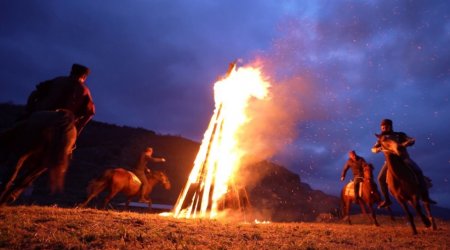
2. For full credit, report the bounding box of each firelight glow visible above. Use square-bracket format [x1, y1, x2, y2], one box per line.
[173, 63, 270, 219]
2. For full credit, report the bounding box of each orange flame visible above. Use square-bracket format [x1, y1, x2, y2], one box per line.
[173, 63, 270, 219]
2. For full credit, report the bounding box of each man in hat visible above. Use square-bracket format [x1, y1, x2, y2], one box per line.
[25, 63, 95, 136]
[340, 150, 367, 201]
[371, 118, 436, 208]
[133, 147, 166, 203]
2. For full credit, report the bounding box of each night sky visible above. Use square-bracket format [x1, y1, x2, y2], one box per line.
[1, 1, 449, 208]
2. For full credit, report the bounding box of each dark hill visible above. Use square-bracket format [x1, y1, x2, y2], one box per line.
[7, 102, 432, 221]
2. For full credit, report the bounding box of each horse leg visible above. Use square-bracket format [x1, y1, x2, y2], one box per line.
[386, 206, 395, 221]
[422, 201, 437, 230]
[79, 190, 99, 208]
[412, 198, 431, 228]
[398, 201, 418, 235]
[48, 128, 75, 194]
[358, 200, 368, 216]
[345, 199, 352, 225]
[0, 153, 31, 205]
[80, 179, 110, 208]
[125, 199, 131, 210]
[147, 198, 152, 210]
[6, 166, 47, 204]
[102, 189, 120, 209]
[360, 201, 375, 225]
[367, 203, 380, 227]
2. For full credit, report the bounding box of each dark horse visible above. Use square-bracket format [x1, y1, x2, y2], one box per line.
[376, 133, 437, 234]
[341, 163, 393, 226]
[79, 168, 171, 209]
[0, 109, 77, 205]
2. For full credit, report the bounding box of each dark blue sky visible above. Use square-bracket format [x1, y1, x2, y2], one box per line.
[1, 1, 449, 208]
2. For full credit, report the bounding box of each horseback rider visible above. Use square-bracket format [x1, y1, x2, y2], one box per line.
[133, 147, 166, 203]
[372, 118, 436, 208]
[24, 63, 95, 137]
[340, 150, 367, 201]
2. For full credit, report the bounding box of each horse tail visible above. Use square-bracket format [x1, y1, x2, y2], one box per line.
[87, 169, 114, 196]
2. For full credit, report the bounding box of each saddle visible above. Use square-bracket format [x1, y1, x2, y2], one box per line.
[344, 180, 362, 198]
[129, 171, 142, 185]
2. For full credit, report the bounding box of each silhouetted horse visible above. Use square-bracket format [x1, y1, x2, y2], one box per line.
[0, 109, 77, 205]
[341, 163, 392, 226]
[79, 168, 171, 209]
[376, 133, 437, 234]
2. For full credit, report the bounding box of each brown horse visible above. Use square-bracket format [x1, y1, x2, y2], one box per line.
[376, 133, 437, 234]
[0, 109, 77, 205]
[341, 163, 391, 226]
[79, 168, 171, 209]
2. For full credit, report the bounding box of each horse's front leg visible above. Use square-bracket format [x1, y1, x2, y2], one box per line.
[7, 166, 47, 204]
[344, 199, 352, 225]
[0, 153, 31, 205]
[398, 200, 418, 235]
[386, 206, 395, 221]
[147, 198, 153, 210]
[367, 203, 380, 227]
[358, 199, 368, 216]
[412, 197, 431, 228]
[422, 201, 437, 230]
[125, 198, 132, 210]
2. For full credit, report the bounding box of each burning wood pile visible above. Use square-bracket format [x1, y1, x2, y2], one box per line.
[173, 62, 270, 219]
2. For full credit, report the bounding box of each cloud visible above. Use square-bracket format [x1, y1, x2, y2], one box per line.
[0, 0, 449, 207]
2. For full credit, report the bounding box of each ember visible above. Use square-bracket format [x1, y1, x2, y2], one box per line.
[173, 62, 270, 219]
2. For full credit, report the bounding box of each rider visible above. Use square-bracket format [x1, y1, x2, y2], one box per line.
[340, 150, 367, 201]
[371, 118, 436, 208]
[24, 63, 95, 137]
[133, 147, 166, 203]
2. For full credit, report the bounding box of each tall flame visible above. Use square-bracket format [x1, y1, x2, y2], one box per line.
[173, 63, 270, 219]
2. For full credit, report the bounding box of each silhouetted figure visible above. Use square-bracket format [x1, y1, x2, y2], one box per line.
[372, 119, 436, 208]
[133, 147, 166, 202]
[25, 63, 95, 136]
[0, 109, 77, 205]
[341, 150, 367, 201]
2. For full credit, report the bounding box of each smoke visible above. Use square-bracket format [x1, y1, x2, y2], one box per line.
[238, 63, 306, 164]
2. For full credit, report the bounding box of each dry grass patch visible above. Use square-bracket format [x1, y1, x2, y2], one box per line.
[0, 206, 449, 249]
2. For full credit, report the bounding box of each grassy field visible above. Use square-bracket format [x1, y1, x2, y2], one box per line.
[0, 206, 448, 249]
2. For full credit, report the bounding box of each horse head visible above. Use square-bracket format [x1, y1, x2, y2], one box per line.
[375, 133, 401, 156]
[363, 162, 374, 180]
[151, 171, 171, 190]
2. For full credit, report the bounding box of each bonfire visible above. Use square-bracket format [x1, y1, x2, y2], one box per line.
[173, 62, 271, 219]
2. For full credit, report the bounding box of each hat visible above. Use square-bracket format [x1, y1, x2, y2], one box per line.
[71, 63, 90, 76]
[380, 119, 392, 126]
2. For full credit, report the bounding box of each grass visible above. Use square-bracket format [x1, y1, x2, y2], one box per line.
[0, 206, 449, 249]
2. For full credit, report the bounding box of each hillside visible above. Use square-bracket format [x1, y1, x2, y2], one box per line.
[0, 103, 339, 221]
